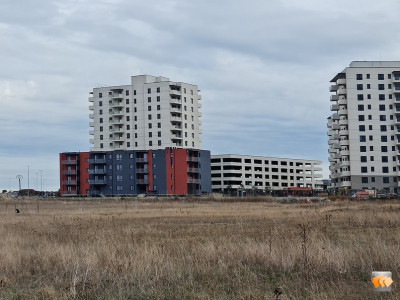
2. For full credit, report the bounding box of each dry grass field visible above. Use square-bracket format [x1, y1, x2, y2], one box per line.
[0, 197, 399, 299]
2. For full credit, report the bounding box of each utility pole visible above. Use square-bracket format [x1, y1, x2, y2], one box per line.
[16, 175, 23, 192]
[27, 166, 30, 197]
[40, 170, 43, 192]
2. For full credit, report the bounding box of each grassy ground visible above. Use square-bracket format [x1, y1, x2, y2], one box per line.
[0, 197, 399, 299]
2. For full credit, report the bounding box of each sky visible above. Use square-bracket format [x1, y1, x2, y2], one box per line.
[1, 0, 400, 191]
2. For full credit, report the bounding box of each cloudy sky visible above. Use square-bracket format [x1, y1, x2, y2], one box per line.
[1, 0, 400, 191]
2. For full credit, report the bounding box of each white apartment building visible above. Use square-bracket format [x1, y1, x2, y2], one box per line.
[328, 61, 400, 194]
[211, 154, 323, 192]
[89, 75, 202, 151]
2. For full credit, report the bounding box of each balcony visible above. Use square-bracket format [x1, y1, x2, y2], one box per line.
[328, 139, 336, 145]
[170, 89, 181, 96]
[89, 180, 106, 185]
[187, 167, 200, 173]
[340, 139, 349, 146]
[331, 124, 340, 130]
[337, 88, 347, 95]
[89, 130, 94, 135]
[136, 179, 148, 185]
[89, 113, 94, 119]
[337, 78, 346, 85]
[110, 135, 124, 141]
[332, 134, 340, 139]
[393, 74, 400, 83]
[170, 98, 182, 104]
[171, 116, 182, 121]
[63, 181, 77, 185]
[330, 95, 339, 101]
[110, 109, 124, 116]
[89, 97, 94, 102]
[62, 160, 77, 165]
[333, 143, 341, 149]
[171, 125, 182, 131]
[341, 181, 351, 187]
[331, 113, 339, 120]
[340, 149, 350, 156]
[341, 170, 351, 177]
[110, 101, 124, 107]
[339, 119, 348, 125]
[62, 170, 77, 175]
[339, 129, 349, 136]
[341, 160, 350, 166]
[110, 118, 124, 125]
[89, 139, 94, 144]
[330, 104, 339, 111]
[136, 157, 148, 163]
[338, 108, 348, 115]
[136, 168, 148, 174]
[393, 85, 400, 93]
[338, 98, 347, 105]
[89, 159, 106, 164]
[90, 169, 106, 175]
[172, 133, 183, 139]
[89, 121, 94, 127]
[171, 106, 182, 113]
[329, 85, 339, 92]
[89, 105, 94, 110]
[188, 178, 201, 184]
[110, 93, 123, 99]
[187, 156, 200, 162]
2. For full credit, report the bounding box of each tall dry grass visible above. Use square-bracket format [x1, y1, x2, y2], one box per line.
[0, 198, 399, 299]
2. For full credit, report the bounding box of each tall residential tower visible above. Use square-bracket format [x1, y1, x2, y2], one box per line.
[328, 61, 400, 194]
[89, 75, 202, 151]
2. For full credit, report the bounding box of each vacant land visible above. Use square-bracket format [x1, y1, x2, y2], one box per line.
[0, 197, 399, 299]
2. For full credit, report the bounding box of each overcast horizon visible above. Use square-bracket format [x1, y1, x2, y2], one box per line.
[1, 0, 400, 191]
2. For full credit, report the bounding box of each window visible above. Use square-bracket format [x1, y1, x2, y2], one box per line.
[158, 140, 161, 146]
[383, 177, 389, 184]
[369, 125, 373, 130]
[368, 104, 371, 110]
[359, 125, 365, 131]
[378, 84, 385, 90]
[362, 177, 368, 183]
[157, 114, 161, 119]
[380, 115, 386, 121]
[381, 136, 388, 142]
[149, 132, 152, 138]
[358, 105, 364, 111]
[388, 84, 392, 89]
[361, 166, 368, 173]
[148, 114, 152, 120]
[368, 115, 372, 120]
[158, 123, 161, 128]
[370, 156, 374, 161]
[157, 87, 160, 93]
[369, 135, 373, 141]
[367, 84, 371, 89]
[356, 74, 363, 80]
[126, 90, 129, 96]
[157, 105, 160, 110]
[357, 94, 364, 101]
[100, 118, 103, 123]
[378, 74, 384, 80]
[148, 88, 151, 94]
[148, 123, 152, 129]
[388, 74, 392, 79]
[148, 106, 151, 111]
[99, 101, 102, 106]
[134, 98, 136, 104]
[380, 125, 387, 132]
[149, 141, 152, 146]
[359, 135, 366, 142]
[381, 146, 388, 152]
[367, 94, 371, 99]
[148, 97, 151, 103]
[134, 107, 137, 112]
[100, 135, 103, 140]
[382, 156, 388, 162]
[134, 116, 137, 121]
[158, 131, 161, 137]
[357, 84, 363, 90]
[367, 74, 370, 79]
[100, 126, 103, 132]
[379, 94, 385, 100]
[360, 146, 366, 152]
[360, 156, 367, 162]
[370, 146, 374, 151]
[99, 92, 102, 98]
[134, 90, 136, 95]
[126, 107, 129, 113]
[382, 167, 389, 173]
[157, 96, 160, 102]
[117, 175, 123, 182]
[371, 166, 375, 172]
[116, 164, 122, 170]
[126, 116, 130, 121]
[358, 115, 365, 121]
[379, 105, 385, 111]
